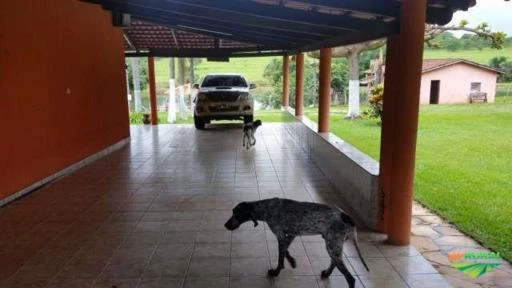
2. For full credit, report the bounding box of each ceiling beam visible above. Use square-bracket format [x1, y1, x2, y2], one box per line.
[126, 16, 300, 48]
[282, 0, 401, 18]
[170, 29, 179, 49]
[101, 3, 304, 48]
[144, 13, 327, 42]
[163, 0, 391, 31]
[123, 32, 137, 51]
[102, 0, 359, 37]
[125, 48, 289, 58]
[293, 24, 396, 54]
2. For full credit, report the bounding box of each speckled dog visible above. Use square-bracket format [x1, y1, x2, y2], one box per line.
[224, 198, 369, 288]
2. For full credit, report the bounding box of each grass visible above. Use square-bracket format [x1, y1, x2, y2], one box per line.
[423, 47, 512, 64]
[497, 83, 512, 97]
[306, 98, 512, 261]
[129, 110, 295, 125]
[154, 57, 276, 85]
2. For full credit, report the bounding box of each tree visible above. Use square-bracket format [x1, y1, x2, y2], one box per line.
[127, 58, 148, 112]
[262, 57, 319, 109]
[489, 56, 512, 82]
[126, 58, 148, 91]
[310, 21, 506, 119]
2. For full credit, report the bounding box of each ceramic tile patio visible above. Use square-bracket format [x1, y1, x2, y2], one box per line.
[0, 124, 451, 288]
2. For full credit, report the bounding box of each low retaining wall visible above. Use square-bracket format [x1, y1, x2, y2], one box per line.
[284, 108, 380, 230]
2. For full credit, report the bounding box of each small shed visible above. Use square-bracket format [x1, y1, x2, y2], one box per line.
[419, 59, 500, 104]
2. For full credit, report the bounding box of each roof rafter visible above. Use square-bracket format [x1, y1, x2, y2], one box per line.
[101, 4, 302, 47]
[126, 48, 289, 58]
[101, 0, 375, 37]
[123, 32, 137, 51]
[164, 0, 393, 31]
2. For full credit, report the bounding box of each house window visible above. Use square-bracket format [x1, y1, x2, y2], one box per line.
[470, 82, 481, 92]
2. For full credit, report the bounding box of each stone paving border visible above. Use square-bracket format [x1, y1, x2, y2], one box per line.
[411, 201, 512, 287]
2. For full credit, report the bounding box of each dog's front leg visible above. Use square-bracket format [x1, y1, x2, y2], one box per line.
[251, 133, 256, 146]
[242, 134, 246, 148]
[268, 235, 295, 277]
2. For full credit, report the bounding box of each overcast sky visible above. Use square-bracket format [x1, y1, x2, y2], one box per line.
[448, 0, 512, 37]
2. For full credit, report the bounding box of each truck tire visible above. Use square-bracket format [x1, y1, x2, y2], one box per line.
[194, 115, 205, 129]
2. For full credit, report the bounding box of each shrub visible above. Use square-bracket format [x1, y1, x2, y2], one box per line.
[365, 84, 384, 122]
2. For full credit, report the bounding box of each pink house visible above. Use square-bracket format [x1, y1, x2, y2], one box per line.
[419, 59, 500, 104]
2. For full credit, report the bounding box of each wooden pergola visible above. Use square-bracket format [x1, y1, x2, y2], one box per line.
[84, 0, 476, 245]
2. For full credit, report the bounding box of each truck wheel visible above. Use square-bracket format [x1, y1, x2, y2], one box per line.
[194, 115, 205, 129]
[244, 115, 253, 124]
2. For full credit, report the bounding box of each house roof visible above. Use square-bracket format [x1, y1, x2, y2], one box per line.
[80, 0, 478, 57]
[422, 59, 501, 74]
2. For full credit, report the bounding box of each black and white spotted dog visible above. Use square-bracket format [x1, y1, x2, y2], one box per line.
[224, 198, 369, 288]
[242, 119, 262, 149]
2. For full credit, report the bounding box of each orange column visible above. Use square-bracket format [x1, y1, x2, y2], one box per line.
[378, 35, 400, 233]
[295, 53, 304, 117]
[148, 56, 158, 125]
[384, 0, 427, 245]
[318, 48, 332, 133]
[282, 55, 289, 107]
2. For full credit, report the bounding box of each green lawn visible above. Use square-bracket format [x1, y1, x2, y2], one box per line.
[306, 98, 512, 261]
[424, 47, 512, 64]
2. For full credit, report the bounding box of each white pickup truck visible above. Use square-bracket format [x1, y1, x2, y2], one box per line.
[193, 74, 256, 129]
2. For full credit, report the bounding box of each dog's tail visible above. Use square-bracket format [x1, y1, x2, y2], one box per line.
[341, 213, 370, 272]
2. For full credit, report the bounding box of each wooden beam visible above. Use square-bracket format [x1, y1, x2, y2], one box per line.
[148, 56, 158, 125]
[170, 29, 179, 49]
[125, 48, 289, 58]
[164, 0, 387, 31]
[293, 23, 397, 53]
[102, 0, 352, 37]
[123, 32, 137, 51]
[148, 13, 326, 42]
[102, 3, 299, 47]
[296, 0, 400, 18]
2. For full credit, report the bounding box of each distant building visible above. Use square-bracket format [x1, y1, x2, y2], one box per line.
[363, 59, 500, 104]
[419, 59, 500, 104]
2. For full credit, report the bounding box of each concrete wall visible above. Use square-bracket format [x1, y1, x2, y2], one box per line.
[420, 63, 498, 104]
[284, 109, 380, 230]
[0, 0, 130, 202]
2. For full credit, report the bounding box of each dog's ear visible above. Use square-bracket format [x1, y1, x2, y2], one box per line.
[239, 202, 258, 227]
[250, 210, 258, 227]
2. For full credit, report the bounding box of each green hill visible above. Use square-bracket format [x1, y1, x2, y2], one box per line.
[423, 47, 512, 64]
[149, 47, 509, 88]
[154, 56, 276, 85]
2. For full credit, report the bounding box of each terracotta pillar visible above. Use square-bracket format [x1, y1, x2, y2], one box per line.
[295, 53, 304, 117]
[318, 48, 332, 133]
[148, 56, 158, 125]
[282, 55, 289, 107]
[377, 35, 400, 233]
[382, 0, 427, 245]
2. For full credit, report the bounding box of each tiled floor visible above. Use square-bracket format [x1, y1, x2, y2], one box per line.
[0, 124, 450, 288]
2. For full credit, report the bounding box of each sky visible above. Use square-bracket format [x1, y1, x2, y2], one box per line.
[448, 0, 512, 37]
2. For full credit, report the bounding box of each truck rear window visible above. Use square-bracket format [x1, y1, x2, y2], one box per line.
[201, 75, 247, 88]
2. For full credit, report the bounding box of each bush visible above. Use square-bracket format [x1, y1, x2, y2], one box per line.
[364, 84, 384, 122]
[256, 91, 282, 109]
